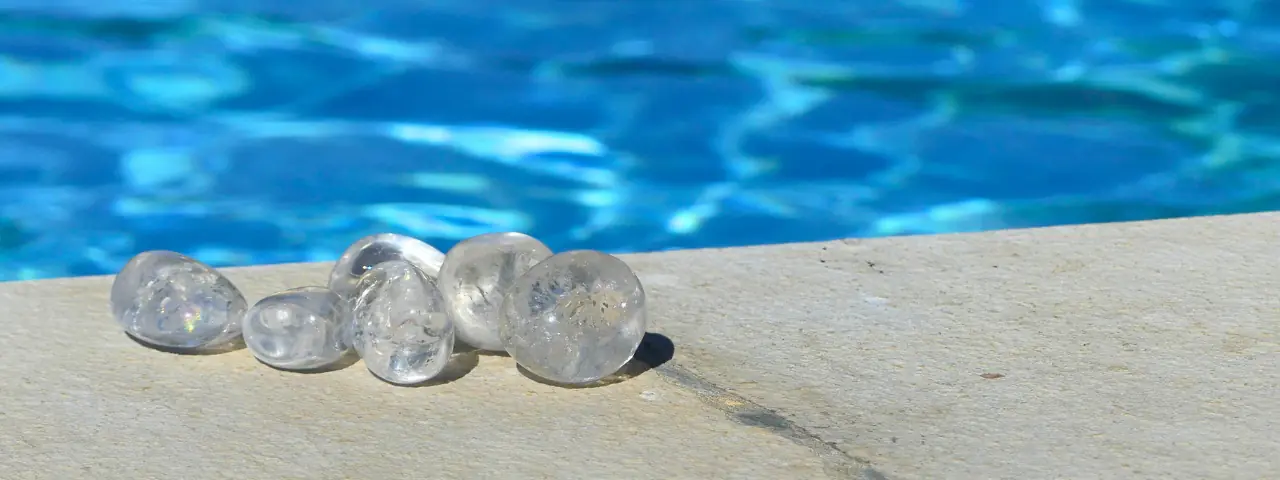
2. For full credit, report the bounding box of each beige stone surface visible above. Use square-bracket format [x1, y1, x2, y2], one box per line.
[627, 213, 1280, 480]
[3, 212, 1279, 479]
[0, 262, 829, 479]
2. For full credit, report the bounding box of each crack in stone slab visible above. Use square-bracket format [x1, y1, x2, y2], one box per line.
[654, 362, 887, 480]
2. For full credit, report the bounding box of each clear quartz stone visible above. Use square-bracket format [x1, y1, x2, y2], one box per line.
[438, 232, 553, 351]
[242, 286, 348, 371]
[109, 250, 247, 351]
[348, 260, 455, 385]
[328, 233, 445, 301]
[499, 250, 647, 385]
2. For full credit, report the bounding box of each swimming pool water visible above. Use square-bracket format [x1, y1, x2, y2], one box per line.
[1, 1, 1278, 280]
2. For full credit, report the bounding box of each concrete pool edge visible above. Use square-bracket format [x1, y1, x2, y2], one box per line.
[3, 212, 1278, 479]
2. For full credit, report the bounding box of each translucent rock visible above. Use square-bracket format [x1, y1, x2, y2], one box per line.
[328, 233, 445, 301]
[499, 250, 647, 385]
[348, 260, 455, 385]
[438, 232, 553, 351]
[109, 250, 246, 351]
[242, 287, 348, 371]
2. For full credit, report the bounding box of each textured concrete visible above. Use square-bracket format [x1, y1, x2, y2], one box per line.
[3, 213, 1279, 479]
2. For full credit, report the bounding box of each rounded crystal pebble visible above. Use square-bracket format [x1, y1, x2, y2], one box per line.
[242, 287, 348, 371]
[110, 250, 247, 351]
[438, 232, 553, 351]
[328, 233, 445, 300]
[500, 250, 647, 385]
[348, 260, 455, 385]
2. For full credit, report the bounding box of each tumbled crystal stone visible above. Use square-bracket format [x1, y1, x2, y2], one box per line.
[348, 260, 455, 385]
[242, 286, 348, 371]
[109, 250, 247, 351]
[438, 232, 553, 351]
[328, 233, 445, 301]
[499, 250, 647, 385]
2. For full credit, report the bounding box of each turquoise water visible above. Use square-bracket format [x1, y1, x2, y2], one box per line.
[1, 1, 1278, 280]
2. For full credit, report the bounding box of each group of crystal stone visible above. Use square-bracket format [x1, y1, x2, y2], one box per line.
[108, 232, 648, 386]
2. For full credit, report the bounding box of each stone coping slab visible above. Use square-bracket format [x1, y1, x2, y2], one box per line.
[2, 213, 1278, 479]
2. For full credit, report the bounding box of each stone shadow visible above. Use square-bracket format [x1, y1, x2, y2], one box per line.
[255, 349, 361, 374]
[126, 332, 245, 356]
[281, 348, 480, 386]
[404, 349, 481, 387]
[518, 332, 676, 389]
[454, 342, 510, 358]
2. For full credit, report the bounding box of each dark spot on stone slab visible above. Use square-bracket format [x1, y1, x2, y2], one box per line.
[655, 363, 877, 477]
[980, 373, 1005, 379]
[736, 410, 793, 431]
[863, 467, 891, 480]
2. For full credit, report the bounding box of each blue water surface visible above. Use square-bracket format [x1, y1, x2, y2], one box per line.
[1, 1, 1279, 280]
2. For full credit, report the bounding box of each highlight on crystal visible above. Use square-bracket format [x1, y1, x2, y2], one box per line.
[109, 231, 650, 387]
